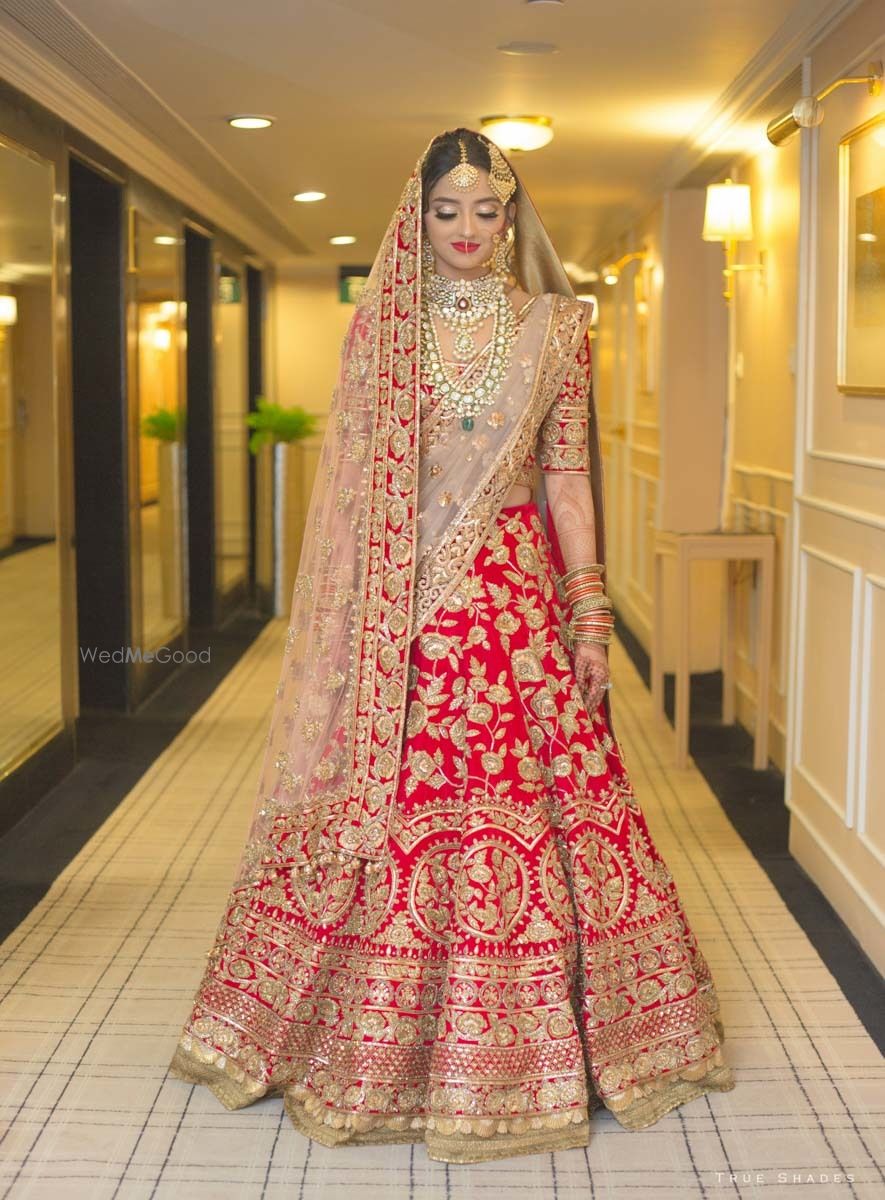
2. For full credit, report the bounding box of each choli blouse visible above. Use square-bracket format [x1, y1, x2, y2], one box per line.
[420, 293, 592, 489]
[515, 325, 592, 485]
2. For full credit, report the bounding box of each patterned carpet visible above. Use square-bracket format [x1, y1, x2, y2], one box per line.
[0, 625, 881, 1198]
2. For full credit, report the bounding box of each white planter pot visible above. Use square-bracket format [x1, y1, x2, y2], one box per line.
[157, 440, 182, 621]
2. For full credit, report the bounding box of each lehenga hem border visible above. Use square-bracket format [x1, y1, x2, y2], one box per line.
[168, 1029, 736, 1163]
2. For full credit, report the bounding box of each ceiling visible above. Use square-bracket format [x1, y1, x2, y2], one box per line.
[2, 0, 845, 272]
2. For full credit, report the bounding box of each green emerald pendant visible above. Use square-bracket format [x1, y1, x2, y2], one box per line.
[461, 416, 474, 431]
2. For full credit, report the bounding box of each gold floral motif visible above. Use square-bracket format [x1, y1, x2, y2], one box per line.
[454, 841, 530, 941]
[408, 840, 461, 941]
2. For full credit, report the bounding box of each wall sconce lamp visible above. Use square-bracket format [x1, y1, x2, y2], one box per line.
[702, 178, 765, 302]
[600, 249, 647, 285]
[766, 60, 882, 146]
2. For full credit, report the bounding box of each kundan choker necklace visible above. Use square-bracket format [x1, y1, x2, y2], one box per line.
[422, 271, 518, 432]
[424, 271, 504, 361]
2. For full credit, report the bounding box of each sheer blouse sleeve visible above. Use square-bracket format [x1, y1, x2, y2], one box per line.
[537, 332, 592, 473]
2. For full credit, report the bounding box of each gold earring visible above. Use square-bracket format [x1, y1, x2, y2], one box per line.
[486, 141, 517, 206]
[490, 226, 515, 279]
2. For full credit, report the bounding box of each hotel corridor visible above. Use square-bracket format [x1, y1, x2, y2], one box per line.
[1, 0, 884, 1193]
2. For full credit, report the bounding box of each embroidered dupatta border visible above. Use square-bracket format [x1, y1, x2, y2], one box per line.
[324, 174, 423, 862]
[411, 293, 592, 638]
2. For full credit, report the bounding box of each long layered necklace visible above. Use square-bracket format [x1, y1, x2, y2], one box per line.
[421, 271, 518, 431]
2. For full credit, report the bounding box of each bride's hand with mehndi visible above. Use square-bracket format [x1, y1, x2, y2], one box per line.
[575, 642, 609, 712]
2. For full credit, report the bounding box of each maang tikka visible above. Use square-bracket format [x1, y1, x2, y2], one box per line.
[447, 137, 480, 191]
[446, 135, 517, 207]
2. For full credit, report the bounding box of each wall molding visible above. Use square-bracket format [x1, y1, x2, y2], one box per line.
[733, 461, 795, 484]
[856, 573, 885, 864]
[785, 54, 816, 811]
[786, 802, 885, 930]
[808, 446, 885, 471]
[795, 543, 864, 829]
[794, 761, 846, 824]
[797, 491, 885, 533]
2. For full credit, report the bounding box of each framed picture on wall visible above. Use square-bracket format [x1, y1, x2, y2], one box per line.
[837, 110, 885, 394]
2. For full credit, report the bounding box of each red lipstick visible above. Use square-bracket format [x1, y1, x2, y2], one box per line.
[452, 241, 480, 253]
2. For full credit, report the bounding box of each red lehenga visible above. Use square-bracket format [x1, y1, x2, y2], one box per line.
[169, 133, 735, 1163]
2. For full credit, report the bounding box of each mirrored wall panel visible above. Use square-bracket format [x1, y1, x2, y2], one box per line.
[131, 211, 184, 650]
[214, 262, 249, 599]
[0, 138, 61, 771]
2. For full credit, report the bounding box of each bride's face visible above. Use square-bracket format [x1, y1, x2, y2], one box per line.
[424, 167, 515, 279]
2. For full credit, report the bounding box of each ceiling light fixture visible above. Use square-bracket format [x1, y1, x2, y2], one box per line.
[766, 60, 881, 146]
[293, 191, 327, 203]
[329, 235, 357, 245]
[480, 115, 553, 152]
[228, 115, 274, 130]
[153, 235, 180, 246]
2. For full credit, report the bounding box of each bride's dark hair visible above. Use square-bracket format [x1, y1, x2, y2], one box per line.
[421, 128, 520, 210]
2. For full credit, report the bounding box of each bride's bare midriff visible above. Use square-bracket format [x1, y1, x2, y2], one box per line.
[502, 482, 532, 508]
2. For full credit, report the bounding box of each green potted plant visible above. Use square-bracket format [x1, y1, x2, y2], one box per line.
[245, 395, 318, 452]
[246, 396, 321, 616]
[140, 406, 181, 442]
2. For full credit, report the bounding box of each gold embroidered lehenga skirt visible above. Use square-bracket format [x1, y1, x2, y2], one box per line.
[169, 499, 735, 1163]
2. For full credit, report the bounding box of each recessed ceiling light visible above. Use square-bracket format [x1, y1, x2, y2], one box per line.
[329, 235, 357, 245]
[228, 115, 274, 130]
[293, 191, 327, 202]
[153, 235, 180, 246]
[497, 41, 558, 55]
[480, 115, 554, 152]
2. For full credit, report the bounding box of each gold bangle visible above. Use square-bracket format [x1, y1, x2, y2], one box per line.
[561, 563, 605, 585]
[571, 594, 612, 616]
[571, 627, 613, 646]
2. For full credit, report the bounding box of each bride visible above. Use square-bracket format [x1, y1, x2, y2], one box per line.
[169, 127, 735, 1163]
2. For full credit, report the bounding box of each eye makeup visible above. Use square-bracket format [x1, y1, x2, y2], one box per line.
[433, 210, 500, 221]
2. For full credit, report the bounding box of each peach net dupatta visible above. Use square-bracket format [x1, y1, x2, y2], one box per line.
[231, 136, 602, 890]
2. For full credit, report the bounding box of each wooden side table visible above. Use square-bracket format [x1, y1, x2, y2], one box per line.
[651, 529, 776, 770]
